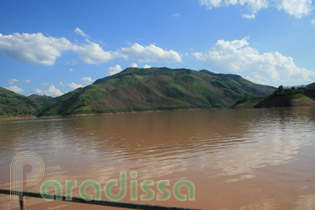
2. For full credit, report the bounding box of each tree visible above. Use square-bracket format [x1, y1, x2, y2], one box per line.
[274, 85, 285, 96]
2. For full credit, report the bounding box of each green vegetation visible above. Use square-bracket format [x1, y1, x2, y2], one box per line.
[272, 85, 305, 96]
[1, 67, 278, 118]
[230, 97, 266, 109]
[0, 88, 55, 118]
[39, 67, 274, 116]
[2, 67, 313, 118]
[232, 85, 315, 108]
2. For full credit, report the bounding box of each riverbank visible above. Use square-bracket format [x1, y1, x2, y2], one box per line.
[0, 115, 37, 121]
[0, 107, 207, 121]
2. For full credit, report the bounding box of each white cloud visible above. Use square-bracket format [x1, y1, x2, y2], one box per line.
[7, 86, 23, 93]
[82, 77, 94, 85]
[173, 13, 180, 17]
[276, 0, 312, 18]
[0, 33, 72, 65]
[311, 19, 315, 24]
[9, 79, 18, 85]
[24, 80, 31, 83]
[143, 65, 151, 69]
[0, 32, 182, 66]
[130, 63, 138, 68]
[200, 0, 268, 13]
[35, 88, 43, 94]
[68, 82, 83, 90]
[47, 85, 63, 96]
[0, 32, 116, 65]
[121, 43, 182, 62]
[108, 65, 123, 75]
[69, 68, 74, 72]
[242, 13, 256, 19]
[200, 0, 312, 18]
[193, 37, 315, 86]
[74, 27, 89, 37]
[35, 85, 63, 96]
[73, 42, 116, 64]
[200, 0, 222, 8]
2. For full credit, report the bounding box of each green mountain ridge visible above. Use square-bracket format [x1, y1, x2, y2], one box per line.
[1, 67, 276, 118]
[38, 67, 274, 116]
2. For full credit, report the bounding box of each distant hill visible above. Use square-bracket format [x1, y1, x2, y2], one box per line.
[232, 84, 315, 108]
[29, 94, 55, 109]
[307, 83, 315, 89]
[0, 87, 38, 118]
[0, 88, 56, 119]
[39, 67, 275, 116]
[255, 85, 315, 108]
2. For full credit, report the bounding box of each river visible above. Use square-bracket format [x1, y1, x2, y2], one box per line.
[1, 108, 315, 210]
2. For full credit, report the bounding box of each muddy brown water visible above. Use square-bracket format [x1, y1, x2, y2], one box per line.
[1, 108, 315, 210]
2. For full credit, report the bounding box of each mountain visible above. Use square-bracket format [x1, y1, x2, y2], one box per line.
[39, 67, 275, 116]
[0, 88, 56, 119]
[0, 87, 38, 118]
[232, 84, 315, 108]
[28, 94, 55, 110]
[307, 83, 315, 89]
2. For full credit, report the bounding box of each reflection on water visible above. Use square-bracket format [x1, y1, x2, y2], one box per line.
[0, 107, 315, 210]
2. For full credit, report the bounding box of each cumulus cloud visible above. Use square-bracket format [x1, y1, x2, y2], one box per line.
[143, 65, 151, 69]
[0, 32, 182, 66]
[73, 41, 116, 64]
[200, 0, 312, 18]
[193, 37, 315, 86]
[0, 32, 116, 65]
[130, 63, 138, 67]
[121, 43, 182, 62]
[0, 33, 72, 65]
[82, 77, 94, 85]
[68, 82, 83, 90]
[312, 19, 315, 24]
[276, 0, 312, 18]
[9, 79, 18, 85]
[47, 85, 63, 96]
[74, 27, 89, 37]
[108, 65, 123, 75]
[35, 85, 63, 96]
[7, 86, 23, 93]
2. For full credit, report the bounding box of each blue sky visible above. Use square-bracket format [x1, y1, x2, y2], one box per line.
[1, 0, 315, 96]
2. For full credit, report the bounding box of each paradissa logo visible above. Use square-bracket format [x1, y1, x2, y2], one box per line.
[40, 171, 195, 201]
[11, 152, 195, 202]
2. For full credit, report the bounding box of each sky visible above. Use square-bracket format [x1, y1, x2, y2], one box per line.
[1, 0, 315, 96]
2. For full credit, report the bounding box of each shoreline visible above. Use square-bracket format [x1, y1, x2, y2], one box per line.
[2, 106, 314, 122]
[65, 107, 209, 118]
[0, 116, 38, 121]
[0, 107, 208, 121]
[0, 115, 65, 122]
